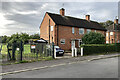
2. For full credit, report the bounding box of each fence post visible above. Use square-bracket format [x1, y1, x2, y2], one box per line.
[52, 42, 55, 59]
[20, 41, 23, 61]
[12, 41, 16, 60]
[81, 47, 83, 56]
[7, 43, 11, 61]
[36, 50, 38, 59]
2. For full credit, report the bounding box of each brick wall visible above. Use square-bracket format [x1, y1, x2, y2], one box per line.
[40, 13, 56, 43]
[106, 31, 120, 44]
[57, 25, 106, 50]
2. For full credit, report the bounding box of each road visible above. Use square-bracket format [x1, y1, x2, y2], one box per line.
[3, 57, 118, 78]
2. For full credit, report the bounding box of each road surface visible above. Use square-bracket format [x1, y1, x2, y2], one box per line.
[3, 57, 118, 78]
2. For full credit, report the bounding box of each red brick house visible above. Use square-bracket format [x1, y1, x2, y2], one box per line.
[106, 19, 120, 44]
[40, 8, 107, 50]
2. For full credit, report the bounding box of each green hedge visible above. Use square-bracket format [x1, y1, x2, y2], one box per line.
[77, 43, 120, 55]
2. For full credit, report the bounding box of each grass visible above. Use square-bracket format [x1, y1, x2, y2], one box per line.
[1, 44, 31, 54]
[1, 44, 7, 54]
[1, 56, 53, 66]
[23, 44, 31, 54]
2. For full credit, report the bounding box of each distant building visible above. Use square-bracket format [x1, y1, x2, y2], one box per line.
[106, 19, 120, 44]
[40, 8, 107, 50]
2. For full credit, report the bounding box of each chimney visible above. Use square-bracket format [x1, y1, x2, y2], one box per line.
[114, 19, 118, 24]
[113, 19, 119, 30]
[60, 8, 65, 16]
[86, 15, 90, 21]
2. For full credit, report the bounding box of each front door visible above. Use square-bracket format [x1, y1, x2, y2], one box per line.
[71, 40, 75, 50]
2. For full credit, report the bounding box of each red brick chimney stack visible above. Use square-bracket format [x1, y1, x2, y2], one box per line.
[60, 8, 65, 16]
[86, 15, 90, 21]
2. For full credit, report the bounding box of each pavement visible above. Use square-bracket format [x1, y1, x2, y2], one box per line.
[1, 53, 120, 76]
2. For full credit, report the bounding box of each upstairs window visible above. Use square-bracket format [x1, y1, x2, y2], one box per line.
[51, 26, 53, 31]
[106, 33, 109, 37]
[110, 32, 113, 36]
[79, 28, 84, 34]
[87, 29, 91, 34]
[72, 27, 74, 34]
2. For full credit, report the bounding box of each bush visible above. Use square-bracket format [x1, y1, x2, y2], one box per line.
[77, 43, 120, 55]
[82, 32, 105, 44]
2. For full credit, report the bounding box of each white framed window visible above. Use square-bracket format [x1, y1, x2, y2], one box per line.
[51, 26, 53, 31]
[60, 39, 65, 44]
[87, 29, 91, 33]
[72, 27, 74, 34]
[110, 32, 113, 36]
[106, 33, 109, 37]
[95, 30, 96, 32]
[79, 28, 84, 34]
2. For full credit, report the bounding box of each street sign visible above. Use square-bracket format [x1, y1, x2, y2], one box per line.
[31, 45, 36, 49]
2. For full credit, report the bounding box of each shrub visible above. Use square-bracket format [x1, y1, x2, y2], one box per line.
[77, 44, 120, 55]
[82, 32, 105, 44]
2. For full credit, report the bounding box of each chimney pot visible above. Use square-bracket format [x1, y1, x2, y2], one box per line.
[86, 15, 90, 21]
[60, 8, 65, 16]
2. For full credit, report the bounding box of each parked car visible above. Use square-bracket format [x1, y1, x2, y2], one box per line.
[54, 46, 64, 56]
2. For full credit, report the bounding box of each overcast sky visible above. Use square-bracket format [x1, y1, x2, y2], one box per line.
[0, 0, 120, 36]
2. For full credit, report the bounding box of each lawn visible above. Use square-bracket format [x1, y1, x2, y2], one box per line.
[1, 44, 31, 54]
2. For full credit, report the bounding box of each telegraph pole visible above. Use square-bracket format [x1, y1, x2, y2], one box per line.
[115, 16, 118, 52]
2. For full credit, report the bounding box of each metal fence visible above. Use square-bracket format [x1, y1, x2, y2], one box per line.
[1, 43, 53, 65]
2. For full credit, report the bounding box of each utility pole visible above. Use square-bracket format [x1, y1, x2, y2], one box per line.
[115, 17, 118, 52]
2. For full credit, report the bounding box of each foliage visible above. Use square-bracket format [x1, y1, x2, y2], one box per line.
[82, 32, 105, 44]
[77, 43, 120, 55]
[100, 20, 114, 28]
[1, 35, 8, 43]
[30, 33, 40, 39]
[1, 33, 40, 44]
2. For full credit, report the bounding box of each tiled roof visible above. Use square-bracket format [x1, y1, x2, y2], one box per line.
[106, 24, 120, 32]
[47, 12, 107, 31]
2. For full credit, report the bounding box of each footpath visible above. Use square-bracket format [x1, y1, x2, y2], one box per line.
[1, 53, 120, 75]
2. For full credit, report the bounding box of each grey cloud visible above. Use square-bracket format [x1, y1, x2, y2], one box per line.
[1, 2, 118, 36]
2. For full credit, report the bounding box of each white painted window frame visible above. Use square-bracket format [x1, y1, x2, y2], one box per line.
[79, 28, 84, 34]
[72, 27, 74, 34]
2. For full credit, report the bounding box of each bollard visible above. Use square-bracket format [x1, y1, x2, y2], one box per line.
[75, 48, 77, 57]
[81, 47, 83, 56]
[72, 48, 74, 57]
[54, 49, 56, 59]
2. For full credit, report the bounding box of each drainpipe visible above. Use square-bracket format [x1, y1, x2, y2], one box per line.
[57, 25, 59, 46]
[49, 19, 50, 44]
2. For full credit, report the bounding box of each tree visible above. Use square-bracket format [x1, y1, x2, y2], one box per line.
[2, 33, 40, 44]
[82, 32, 105, 44]
[20, 33, 30, 44]
[100, 20, 114, 28]
[2, 35, 8, 43]
[30, 33, 40, 39]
